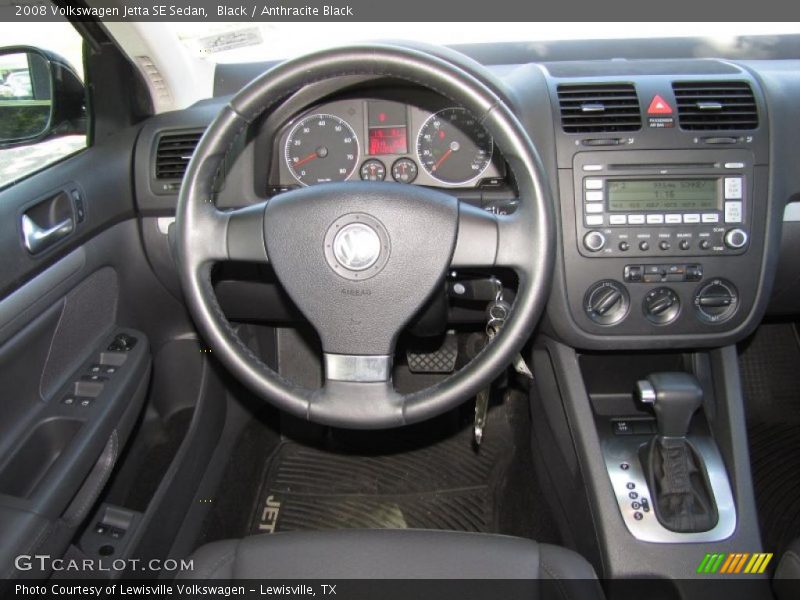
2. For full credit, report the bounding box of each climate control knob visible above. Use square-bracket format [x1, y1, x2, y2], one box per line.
[583, 230, 606, 252]
[643, 287, 680, 325]
[724, 228, 748, 249]
[584, 280, 629, 325]
[694, 279, 738, 323]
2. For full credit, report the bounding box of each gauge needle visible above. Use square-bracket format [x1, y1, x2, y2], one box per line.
[432, 148, 453, 172]
[294, 152, 319, 168]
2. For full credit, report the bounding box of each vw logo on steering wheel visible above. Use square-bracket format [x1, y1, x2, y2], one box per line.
[332, 223, 382, 271]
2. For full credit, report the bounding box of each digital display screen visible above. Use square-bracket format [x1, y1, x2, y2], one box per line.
[607, 179, 719, 212]
[367, 100, 408, 155]
[368, 127, 408, 155]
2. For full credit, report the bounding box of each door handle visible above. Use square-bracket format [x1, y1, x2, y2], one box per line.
[21, 214, 74, 254]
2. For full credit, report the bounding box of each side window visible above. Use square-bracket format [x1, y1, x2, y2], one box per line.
[0, 18, 87, 189]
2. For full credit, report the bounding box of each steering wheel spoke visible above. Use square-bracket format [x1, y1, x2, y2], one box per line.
[323, 353, 393, 383]
[451, 201, 528, 270]
[186, 202, 269, 265]
[225, 203, 269, 263]
[310, 378, 406, 429]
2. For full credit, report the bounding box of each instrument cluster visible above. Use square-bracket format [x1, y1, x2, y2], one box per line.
[273, 98, 504, 189]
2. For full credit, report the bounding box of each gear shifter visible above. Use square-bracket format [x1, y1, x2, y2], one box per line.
[636, 372, 719, 533]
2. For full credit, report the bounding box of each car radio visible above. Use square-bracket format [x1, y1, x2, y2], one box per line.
[573, 150, 753, 258]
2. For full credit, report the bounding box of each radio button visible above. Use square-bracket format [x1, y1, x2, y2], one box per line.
[609, 215, 627, 225]
[586, 215, 604, 226]
[585, 203, 604, 214]
[646, 214, 664, 224]
[628, 214, 645, 225]
[683, 214, 700, 224]
[725, 177, 743, 200]
[585, 190, 604, 202]
[724, 162, 745, 169]
[583, 164, 603, 172]
[585, 179, 603, 190]
[725, 201, 743, 223]
[702, 213, 720, 223]
[665, 214, 682, 224]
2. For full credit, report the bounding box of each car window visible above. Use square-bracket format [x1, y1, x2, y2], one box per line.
[0, 18, 87, 189]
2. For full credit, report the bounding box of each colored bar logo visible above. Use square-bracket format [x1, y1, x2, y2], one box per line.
[696, 552, 773, 574]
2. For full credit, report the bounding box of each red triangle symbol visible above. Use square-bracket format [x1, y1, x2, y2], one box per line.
[647, 95, 673, 115]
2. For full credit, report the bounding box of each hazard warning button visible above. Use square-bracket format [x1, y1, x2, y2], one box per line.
[647, 95, 673, 115]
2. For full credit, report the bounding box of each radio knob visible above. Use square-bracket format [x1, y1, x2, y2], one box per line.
[724, 228, 748, 249]
[583, 230, 606, 252]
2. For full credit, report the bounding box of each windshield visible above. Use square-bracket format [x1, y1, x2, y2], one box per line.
[169, 22, 800, 63]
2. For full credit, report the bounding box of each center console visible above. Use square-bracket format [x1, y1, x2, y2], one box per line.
[543, 65, 774, 349]
[531, 340, 771, 598]
[526, 61, 779, 598]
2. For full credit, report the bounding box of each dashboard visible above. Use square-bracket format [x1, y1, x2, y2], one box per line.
[133, 46, 800, 351]
[271, 97, 504, 190]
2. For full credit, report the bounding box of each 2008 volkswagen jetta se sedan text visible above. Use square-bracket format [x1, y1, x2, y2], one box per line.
[0, 5, 798, 600]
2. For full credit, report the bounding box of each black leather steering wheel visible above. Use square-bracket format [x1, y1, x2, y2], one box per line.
[176, 43, 554, 429]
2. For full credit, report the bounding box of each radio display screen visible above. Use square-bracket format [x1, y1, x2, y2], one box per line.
[607, 179, 719, 212]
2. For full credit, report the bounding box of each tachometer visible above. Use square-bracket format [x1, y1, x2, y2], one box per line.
[285, 114, 359, 185]
[416, 107, 493, 185]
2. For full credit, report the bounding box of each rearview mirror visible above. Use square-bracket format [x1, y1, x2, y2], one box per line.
[0, 47, 86, 148]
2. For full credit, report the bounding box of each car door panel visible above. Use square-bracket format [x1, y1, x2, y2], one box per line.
[0, 126, 138, 298]
[0, 109, 160, 574]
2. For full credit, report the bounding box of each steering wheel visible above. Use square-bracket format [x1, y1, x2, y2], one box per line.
[176, 44, 554, 429]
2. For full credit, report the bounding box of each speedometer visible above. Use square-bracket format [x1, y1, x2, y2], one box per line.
[416, 107, 493, 185]
[285, 114, 359, 185]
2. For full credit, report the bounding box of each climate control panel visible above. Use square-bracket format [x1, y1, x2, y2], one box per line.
[583, 276, 739, 328]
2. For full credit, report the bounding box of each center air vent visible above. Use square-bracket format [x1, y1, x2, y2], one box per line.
[672, 81, 758, 130]
[155, 130, 203, 180]
[557, 83, 641, 133]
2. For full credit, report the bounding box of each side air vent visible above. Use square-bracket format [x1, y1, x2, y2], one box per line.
[154, 130, 203, 180]
[557, 83, 641, 133]
[672, 81, 758, 130]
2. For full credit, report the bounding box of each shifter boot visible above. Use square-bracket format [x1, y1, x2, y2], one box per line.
[643, 437, 719, 533]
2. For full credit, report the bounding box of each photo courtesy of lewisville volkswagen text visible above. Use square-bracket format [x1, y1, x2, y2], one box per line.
[0, 1, 798, 599]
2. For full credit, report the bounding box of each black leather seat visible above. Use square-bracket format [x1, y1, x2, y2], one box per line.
[774, 538, 800, 600]
[182, 530, 604, 599]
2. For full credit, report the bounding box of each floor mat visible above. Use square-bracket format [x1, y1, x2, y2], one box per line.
[203, 391, 558, 543]
[739, 323, 800, 558]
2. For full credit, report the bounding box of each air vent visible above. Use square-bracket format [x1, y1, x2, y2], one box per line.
[155, 131, 203, 180]
[672, 81, 758, 130]
[557, 83, 641, 133]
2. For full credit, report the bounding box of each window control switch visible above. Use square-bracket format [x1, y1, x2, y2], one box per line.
[107, 333, 137, 352]
[63, 395, 93, 407]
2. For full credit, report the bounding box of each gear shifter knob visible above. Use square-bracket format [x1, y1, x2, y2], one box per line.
[636, 372, 703, 438]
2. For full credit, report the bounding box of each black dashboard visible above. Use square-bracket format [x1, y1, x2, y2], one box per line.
[132, 44, 800, 352]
